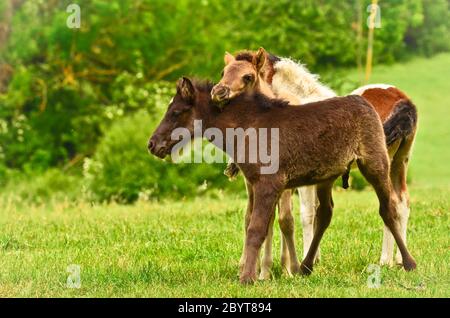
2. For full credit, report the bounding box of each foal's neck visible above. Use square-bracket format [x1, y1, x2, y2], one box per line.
[256, 76, 275, 98]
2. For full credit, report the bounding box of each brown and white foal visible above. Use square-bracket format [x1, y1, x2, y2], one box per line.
[212, 48, 418, 276]
[149, 77, 416, 284]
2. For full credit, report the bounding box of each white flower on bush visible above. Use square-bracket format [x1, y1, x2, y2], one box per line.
[198, 180, 208, 192]
[138, 189, 154, 202]
[83, 157, 102, 181]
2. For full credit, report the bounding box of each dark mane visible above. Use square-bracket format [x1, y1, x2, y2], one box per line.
[267, 52, 281, 63]
[253, 93, 289, 110]
[235, 50, 280, 64]
[235, 51, 254, 63]
[231, 91, 289, 110]
[191, 79, 215, 94]
[189, 78, 287, 111]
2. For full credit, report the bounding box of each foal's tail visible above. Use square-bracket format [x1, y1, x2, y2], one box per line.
[383, 99, 418, 146]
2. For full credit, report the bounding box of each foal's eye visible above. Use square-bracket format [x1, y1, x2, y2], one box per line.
[243, 74, 254, 84]
[172, 110, 182, 118]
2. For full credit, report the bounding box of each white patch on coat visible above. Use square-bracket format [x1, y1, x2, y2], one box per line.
[380, 225, 395, 266]
[298, 185, 319, 261]
[259, 225, 274, 280]
[351, 84, 395, 96]
[380, 193, 410, 266]
[272, 58, 336, 105]
[395, 193, 410, 264]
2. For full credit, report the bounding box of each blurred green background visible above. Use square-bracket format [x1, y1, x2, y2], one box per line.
[0, 0, 449, 203]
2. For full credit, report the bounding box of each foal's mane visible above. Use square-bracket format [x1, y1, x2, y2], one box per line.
[189, 79, 287, 112]
[191, 79, 215, 94]
[235, 91, 289, 110]
[235, 50, 254, 63]
[252, 93, 289, 110]
[235, 50, 281, 64]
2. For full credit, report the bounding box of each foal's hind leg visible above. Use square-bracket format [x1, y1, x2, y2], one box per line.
[300, 181, 334, 275]
[380, 136, 415, 266]
[240, 180, 254, 272]
[357, 157, 416, 271]
[392, 136, 414, 265]
[298, 186, 320, 263]
[278, 190, 301, 275]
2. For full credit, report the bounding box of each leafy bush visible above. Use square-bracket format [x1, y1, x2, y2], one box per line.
[1, 168, 83, 203]
[85, 109, 241, 203]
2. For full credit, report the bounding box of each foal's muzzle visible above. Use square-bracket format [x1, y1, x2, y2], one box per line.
[148, 135, 168, 158]
[211, 85, 230, 102]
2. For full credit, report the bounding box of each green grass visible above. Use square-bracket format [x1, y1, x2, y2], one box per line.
[1, 54, 449, 297]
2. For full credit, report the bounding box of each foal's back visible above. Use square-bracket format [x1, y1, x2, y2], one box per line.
[227, 94, 386, 187]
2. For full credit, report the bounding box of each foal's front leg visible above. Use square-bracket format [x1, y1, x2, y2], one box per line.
[240, 183, 280, 284]
[239, 180, 254, 272]
[300, 182, 334, 275]
[259, 213, 275, 280]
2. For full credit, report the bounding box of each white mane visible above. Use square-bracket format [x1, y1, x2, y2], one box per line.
[272, 57, 337, 104]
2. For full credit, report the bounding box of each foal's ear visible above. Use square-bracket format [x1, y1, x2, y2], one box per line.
[253, 47, 267, 72]
[224, 52, 235, 65]
[177, 77, 195, 103]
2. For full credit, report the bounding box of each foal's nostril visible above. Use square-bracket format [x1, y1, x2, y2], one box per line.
[148, 140, 155, 152]
[212, 86, 230, 101]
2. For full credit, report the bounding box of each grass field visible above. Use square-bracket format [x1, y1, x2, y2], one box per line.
[0, 54, 449, 297]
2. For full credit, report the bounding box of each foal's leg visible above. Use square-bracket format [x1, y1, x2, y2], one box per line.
[357, 158, 416, 271]
[392, 137, 414, 265]
[300, 182, 334, 275]
[298, 186, 320, 263]
[240, 182, 281, 284]
[240, 181, 275, 280]
[279, 199, 290, 271]
[259, 213, 275, 280]
[239, 180, 254, 272]
[380, 137, 414, 266]
[380, 227, 395, 266]
[279, 189, 301, 275]
[379, 140, 401, 266]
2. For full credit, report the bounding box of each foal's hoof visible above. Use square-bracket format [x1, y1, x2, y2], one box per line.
[258, 271, 271, 281]
[300, 262, 313, 276]
[379, 259, 394, 267]
[403, 257, 417, 271]
[314, 250, 321, 264]
[240, 273, 257, 285]
[395, 254, 403, 266]
[290, 262, 302, 276]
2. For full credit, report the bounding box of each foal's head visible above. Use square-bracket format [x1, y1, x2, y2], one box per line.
[148, 78, 212, 158]
[211, 48, 271, 104]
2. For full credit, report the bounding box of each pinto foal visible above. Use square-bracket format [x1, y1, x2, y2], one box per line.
[149, 78, 417, 284]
